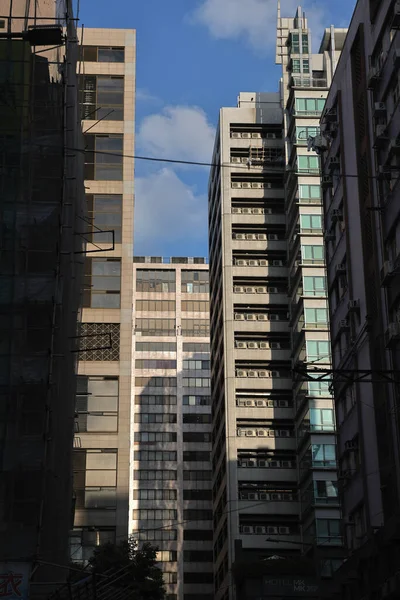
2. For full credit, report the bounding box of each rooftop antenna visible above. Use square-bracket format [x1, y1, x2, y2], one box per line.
[277, 0, 281, 22]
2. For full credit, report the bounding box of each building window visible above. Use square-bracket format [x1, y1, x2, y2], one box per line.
[163, 573, 178, 584]
[302, 245, 324, 264]
[182, 300, 210, 312]
[183, 395, 211, 406]
[135, 395, 177, 406]
[308, 375, 331, 396]
[136, 300, 176, 312]
[183, 432, 212, 442]
[183, 451, 211, 462]
[320, 558, 343, 578]
[136, 270, 176, 292]
[135, 319, 175, 336]
[183, 490, 212, 500]
[79, 323, 120, 361]
[183, 510, 213, 521]
[304, 308, 328, 326]
[302, 59, 310, 73]
[86, 194, 122, 244]
[311, 443, 336, 467]
[300, 214, 322, 232]
[297, 155, 320, 173]
[182, 378, 210, 388]
[181, 319, 210, 337]
[183, 470, 212, 481]
[303, 276, 326, 297]
[80, 75, 124, 120]
[183, 530, 213, 541]
[138, 529, 177, 541]
[181, 270, 209, 293]
[296, 126, 320, 143]
[136, 342, 176, 352]
[184, 573, 213, 584]
[299, 184, 321, 201]
[316, 519, 342, 545]
[183, 360, 210, 370]
[308, 408, 335, 431]
[134, 470, 177, 481]
[135, 412, 177, 424]
[83, 258, 121, 308]
[183, 342, 210, 353]
[133, 490, 177, 501]
[83, 46, 125, 62]
[135, 432, 177, 443]
[135, 377, 177, 388]
[183, 551, 213, 563]
[302, 34, 309, 53]
[306, 340, 331, 363]
[84, 134, 123, 181]
[135, 359, 177, 369]
[134, 451, 177, 461]
[292, 58, 301, 72]
[134, 509, 177, 521]
[314, 480, 338, 503]
[73, 449, 117, 510]
[295, 98, 325, 114]
[70, 527, 116, 562]
[183, 414, 212, 424]
[76, 376, 118, 433]
[291, 33, 300, 53]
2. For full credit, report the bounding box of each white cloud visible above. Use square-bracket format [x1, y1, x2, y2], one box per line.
[137, 105, 215, 165]
[191, 0, 329, 51]
[134, 168, 207, 255]
[136, 88, 161, 104]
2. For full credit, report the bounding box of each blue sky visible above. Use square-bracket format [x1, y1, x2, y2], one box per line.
[79, 0, 356, 258]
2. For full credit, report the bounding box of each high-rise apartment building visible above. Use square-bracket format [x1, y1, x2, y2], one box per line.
[208, 92, 299, 600]
[71, 28, 135, 562]
[0, 0, 85, 595]
[131, 257, 213, 600]
[319, 0, 400, 597]
[276, 4, 347, 581]
[208, 9, 349, 600]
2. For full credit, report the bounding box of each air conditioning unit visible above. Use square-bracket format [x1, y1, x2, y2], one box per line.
[242, 133, 251, 139]
[252, 132, 262, 139]
[265, 182, 272, 189]
[231, 157, 241, 164]
[242, 207, 252, 214]
[339, 319, 349, 330]
[252, 182, 263, 189]
[249, 259, 259, 266]
[257, 314, 268, 321]
[268, 430, 275, 437]
[268, 234, 279, 241]
[281, 460, 292, 467]
[245, 429, 256, 436]
[385, 322, 400, 347]
[266, 133, 276, 139]
[269, 460, 278, 467]
[248, 370, 259, 377]
[265, 208, 272, 214]
[322, 175, 333, 188]
[231, 132, 241, 139]
[242, 525, 253, 533]
[271, 370, 280, 377]
[328, 156, 340, 170]
[268, 287, 279, 293]
[235, 233, 246, 240]
[279, 400, 288, 407]
[269, 314, 279, 321]
[336, 263, 346, 274]
[260, 342, 268, 349]
[248, 341, 258, 349]
[279, 526, 290, 534]
[267, 400, 275, 407]
[348, 299, 360, 312]
[232, 207, 242, 214]
[245, 399, 253, 406]
[246, 314, 257, 321]
[367, 65, 381, 89]
[380, 261, 395, 286]
[273, 260, 283, 266]
[246, 234, 257, 240]
[241, 157, 249, 163]
[248, 492, 257, 498]
[331, 209, 343, 221]
[257, 429, 267, 436]
[234, 286, 245, 293]
[232, 182, 242, 189]
[259, 260, 268, 266]
[257, 234, 267, 241]
[270, 342, 281, 349]
[258, 370, 269, 378]
[256, 287, 267, 294]
[236, 370, 248, 377]
[253, 208, 264, 215]
[280, 430, 290, 437]
[345, 439, 359, 451]
[271, 493, 280, 501]
[235, 313, 245, 320]
[245, 286, 256, 293]
[236, 260, 247, 266]
[256, 400, 264, 407]
[236, 341, 247, 349]
[373, 102, 386, 118]
[255, 526, 266, 534]
[267, 526, 278, 534]
[247, 460, 256, 468]
[242, 182, 252, 189]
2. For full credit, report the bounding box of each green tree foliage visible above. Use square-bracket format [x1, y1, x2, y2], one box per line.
[88, 537, 165, 599]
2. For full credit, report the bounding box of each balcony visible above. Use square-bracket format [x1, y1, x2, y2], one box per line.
[291, 76, 328, 88]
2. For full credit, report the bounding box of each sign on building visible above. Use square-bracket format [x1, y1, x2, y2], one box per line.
[0, 563, 31, 599]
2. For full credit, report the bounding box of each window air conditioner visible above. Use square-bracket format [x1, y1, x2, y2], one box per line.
[256, 400, 265, 407]
[242, 182, 252, 189]
[242, 207, 252, 214]
[253, 208, 264, 215]
[258, 370, 269, 378]
[259, 260, 268, 266]
[245, 429, 256, 436]
[252, 182, 263, 189]
[252, 132, 262, 139]
[255, 526, 266, 534]
[246, 234, 258, 240]
[232, 182, 242, 189]
[242, 525, 253, 533]
[245, 286, 256, 293]
[257, 429, 267, 436]
[267, 526, 278, 534]
[248, 342, 258, 349]
[236, 341, 247, 349]
[242, 133, 251, 139]
[268, 234, 279, 241]
[260, 342, 268, 349]
[246, 314, 257, 321]
[231, 132, 241, 139]
[232, 207, 242, 214]
[235, 313, 245, 320]
[248, 370, 259, 377]
[256, 287, 268, 294]
[257, 314, 268, 321]
[236, 260, 247, 266]
[236, 370, 248, 377]
[235, 233, 246, 240]
[249, 259, 259, 266]
[231, 157, 241, 164]
[257, 234, 267, 241]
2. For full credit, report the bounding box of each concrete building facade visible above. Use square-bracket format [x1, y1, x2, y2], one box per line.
[319, 0, 400, 597]
[131, 257, 213, 600]
[276, 5, 347, 582]
[71, 28, 136, 562]
[208, 92, 299, 600]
